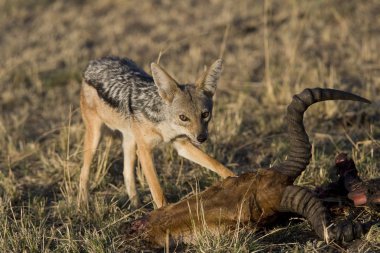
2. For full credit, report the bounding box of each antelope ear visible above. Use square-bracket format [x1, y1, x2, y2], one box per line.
[151, 63, 179, 103]
[195, 59, 223, 97]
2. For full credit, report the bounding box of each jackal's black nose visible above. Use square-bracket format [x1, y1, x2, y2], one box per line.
[197, 134, 207, 143]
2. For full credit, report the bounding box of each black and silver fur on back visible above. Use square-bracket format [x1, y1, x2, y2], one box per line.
[84, 56, 165, 122]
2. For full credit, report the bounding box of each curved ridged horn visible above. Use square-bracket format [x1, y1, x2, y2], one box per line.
[273, 88, 370, 181]
[279, 186, 328, 239]
[279, 186, 365, 242]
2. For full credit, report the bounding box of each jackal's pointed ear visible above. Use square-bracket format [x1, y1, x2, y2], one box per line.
[151, 63, 179, 103]
[196, 59, 223, 97]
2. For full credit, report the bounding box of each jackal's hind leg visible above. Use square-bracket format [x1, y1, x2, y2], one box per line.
[173, 139, 235, 178]
[122, 134, 140, 208]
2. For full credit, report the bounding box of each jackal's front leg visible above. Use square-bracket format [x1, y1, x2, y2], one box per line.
[78, 98, 103, 208]
[136, 143, 167, 208]
[173, 139, 235, 178]
[122, 134, 140, 208]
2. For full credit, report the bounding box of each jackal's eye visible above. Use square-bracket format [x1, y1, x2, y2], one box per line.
[179, 114, 190, 122]
[201, 111, 210, 118]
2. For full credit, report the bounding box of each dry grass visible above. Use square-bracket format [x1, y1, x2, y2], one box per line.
[1, 0, 380, 252]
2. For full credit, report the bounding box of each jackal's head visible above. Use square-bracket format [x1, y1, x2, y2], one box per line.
[151, 59, 223, 145]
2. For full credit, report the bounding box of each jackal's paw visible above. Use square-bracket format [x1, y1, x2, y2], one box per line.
[77, 191, 89, 210]
[329, 221, 365, 242]
[130, 196, 141, 209]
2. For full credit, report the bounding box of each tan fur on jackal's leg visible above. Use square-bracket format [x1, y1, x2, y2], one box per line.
[136, 142, 167, 208]
[122, 134, 140, 207]
[173, 139, 235, 178]
[78, 96, 103, 207]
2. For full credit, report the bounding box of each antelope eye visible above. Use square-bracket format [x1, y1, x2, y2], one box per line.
[201, 111, 210, 118]
[179, 114, 190, 121]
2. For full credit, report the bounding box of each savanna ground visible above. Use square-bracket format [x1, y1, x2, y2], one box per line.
[1, 0, 380, 252]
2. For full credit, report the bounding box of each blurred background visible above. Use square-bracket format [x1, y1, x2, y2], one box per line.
[0, 0, 379, 251]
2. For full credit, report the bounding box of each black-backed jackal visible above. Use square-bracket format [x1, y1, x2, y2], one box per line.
[79, 56, 235, 208]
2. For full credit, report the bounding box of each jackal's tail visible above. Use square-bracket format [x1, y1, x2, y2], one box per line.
[273, 88, 370, 181]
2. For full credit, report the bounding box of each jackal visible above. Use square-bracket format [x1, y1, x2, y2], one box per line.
[79, 56, 235, 208]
